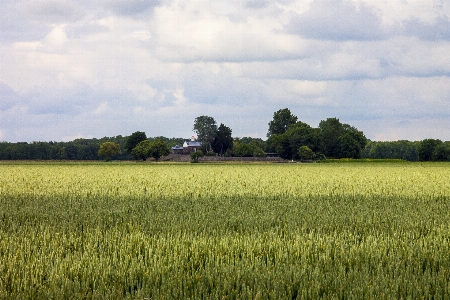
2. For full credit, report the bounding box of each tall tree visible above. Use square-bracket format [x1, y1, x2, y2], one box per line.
[98, 142, 122, 161]
[126, 131, 147, 154]
[212, 123, 233, 155]
[267, 108, 298, 137]
[193, 116, 217, 152]
[342, 124, 367, 153]
[319, 118, 344, 158]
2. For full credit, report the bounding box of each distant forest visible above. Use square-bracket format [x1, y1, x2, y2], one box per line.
[1, 108, 449, 162]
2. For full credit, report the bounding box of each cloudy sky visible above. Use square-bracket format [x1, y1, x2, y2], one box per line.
[1, 0, 450, 142]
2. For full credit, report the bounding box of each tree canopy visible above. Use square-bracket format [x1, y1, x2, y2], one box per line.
[131, 139, 170, 161]
[0, 108, 448, 162]
[319, 118, 367, 159]
[267, 108, 298, 137]
[212, 124, 233, 156]
[193, 116, 217, 152]
[98, 142, 122, 161]
[126, 131, 147, 154]
[418, 139, 442, 161]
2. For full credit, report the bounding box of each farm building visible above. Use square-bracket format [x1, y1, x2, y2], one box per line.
[171, 140, 202, 154]
[171, 145, 184, 154]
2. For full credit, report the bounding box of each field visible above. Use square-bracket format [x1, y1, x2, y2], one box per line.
[1, 161, 450, 299]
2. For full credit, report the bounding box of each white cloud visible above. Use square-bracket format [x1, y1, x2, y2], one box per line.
[93, 102, 108, 115]
[287, 0, 384, 40]
[1, 0, 450, 142]
[151, 0, 307, 62]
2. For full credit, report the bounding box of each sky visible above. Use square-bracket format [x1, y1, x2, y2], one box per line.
[1, 0, 450, 143]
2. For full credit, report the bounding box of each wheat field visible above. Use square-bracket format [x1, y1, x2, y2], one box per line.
[1, 162, 450, 299]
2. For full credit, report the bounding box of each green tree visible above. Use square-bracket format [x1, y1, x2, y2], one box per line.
[98, 142, 122, 161]
[149, 139, 170, 161]
[233, 143, 254, 157]
[319, 118, 367, 158]
[362, 140, 419, 161]
[190, 150, 204, 163]
[193, 116, 217, 152]
[252, 146, 266, 157]
[267, 108, 298, 137]
[286, 122, 322, 157]
[271, 134, 292, 159]
[319, 118, 344, 158]
[419, 139, 442, 161]
[432, 142, 450, 161]
[342, 124, 367, 153]
[298, 145, 314, 160]
[131, 140, 152, 161]
[338, 133, 361, 158]
[131, 139, 170, 161]
[126, 131, 147, 154]
[212, 123, 233, 156]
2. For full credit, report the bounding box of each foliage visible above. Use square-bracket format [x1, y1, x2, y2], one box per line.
[319, 118, 367, 159]
[190, 150, 204, 163]
[236, 137, 266, 149]
[319, 118, 343, 158]
[432, 142, 450, 161]
[362, 140, 419, 161]
[267, 121, 322, 160]
[233, 143, 254, 157]
[131, 140, 152, 161]
[193, 116, 217, 152]
[298, 145, 314, 160]
[148, 139, 170, 161]
[338, 133, 360, 158]
[252, 146, 266, 157]
[98, 142, 122, 161]
[148, 136, 185, 148]
[266, 113, 367, 160]
[1, 163, 450, 298]
[226, 139, 266, 158]
[126, 131, 147, 154]
[212, 123, 233, 156]
[419, 138, 442, 161]
[0, 136, 132, 160]
[131, 139, 170, 161]
[267, 108, 298, 137]
[267, 133, 291, 159]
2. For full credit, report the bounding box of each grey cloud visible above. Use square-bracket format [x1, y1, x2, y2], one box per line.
[0, 83, 21, 110]
[0, 1, 87, 43]
[183, 72, 267, 106]
[24, 84, 137, 116]
[103, 0, 162, 16]
[0, 3, 48, 42]
[65, 22, 111, 39]
[25, 1, 85, 24]
[286, 0, 384, 41]
[244, 1, 271, 9]
[403, 16, 450, 40]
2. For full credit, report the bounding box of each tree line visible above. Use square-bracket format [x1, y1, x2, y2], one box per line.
[0, 108, 449, 161]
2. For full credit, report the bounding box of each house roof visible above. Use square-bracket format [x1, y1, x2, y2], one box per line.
[184, 141, 202, 147]
[171, 145, 184, 150]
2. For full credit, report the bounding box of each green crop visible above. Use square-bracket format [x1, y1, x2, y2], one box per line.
[0, 162, 449, 299]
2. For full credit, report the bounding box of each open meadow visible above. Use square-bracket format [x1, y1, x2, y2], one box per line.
[1, 161, 450, 299]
